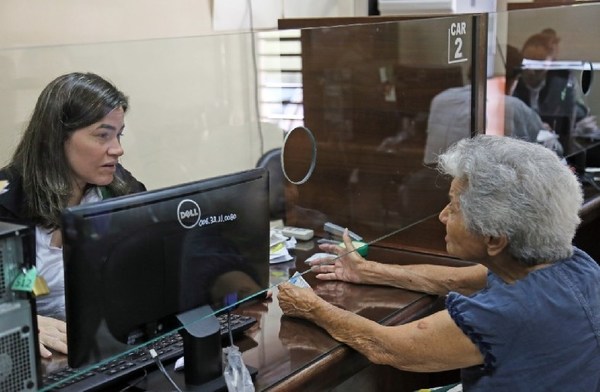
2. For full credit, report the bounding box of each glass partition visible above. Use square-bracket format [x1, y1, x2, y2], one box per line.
[0, 33, 286, 191]
[0, 31, 291, 391]
[490, 3, 600, 184]
[0, 15, 486, 391]
[284, 15, 481, 256]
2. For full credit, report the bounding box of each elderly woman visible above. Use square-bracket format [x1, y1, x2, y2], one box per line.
[278, 135, 600, 390]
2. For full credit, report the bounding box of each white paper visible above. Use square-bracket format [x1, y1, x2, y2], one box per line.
[289, 271, 311, 288]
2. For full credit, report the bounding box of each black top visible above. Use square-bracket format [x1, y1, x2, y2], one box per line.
[0, 165, 146, 226]
[512, 69, 588, 121]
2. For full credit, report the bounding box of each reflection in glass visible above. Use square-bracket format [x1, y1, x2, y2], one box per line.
[512, 29, 588, 154]
[505, 5, 600, 171]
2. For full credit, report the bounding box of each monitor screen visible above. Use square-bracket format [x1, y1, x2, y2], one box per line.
[61, 168, 270, 368]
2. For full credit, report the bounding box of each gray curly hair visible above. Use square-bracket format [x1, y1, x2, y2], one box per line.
[437, 135, 583, 266]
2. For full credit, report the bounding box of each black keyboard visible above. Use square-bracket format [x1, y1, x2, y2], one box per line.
[41, 313, 256, 392]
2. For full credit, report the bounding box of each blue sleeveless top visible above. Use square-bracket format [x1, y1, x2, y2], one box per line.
[446, 247, 600, 391]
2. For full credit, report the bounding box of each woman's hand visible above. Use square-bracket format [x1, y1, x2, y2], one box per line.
[37, 315, 67, 358]
[277, 282, 321, 319]
[310, 229, 369, 284]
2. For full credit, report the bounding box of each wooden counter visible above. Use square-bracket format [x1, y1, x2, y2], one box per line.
[41, 246, 462, 391]
[239, 245, 464, 391]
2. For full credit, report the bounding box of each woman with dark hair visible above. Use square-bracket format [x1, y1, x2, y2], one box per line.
[0, 72, 145, 357]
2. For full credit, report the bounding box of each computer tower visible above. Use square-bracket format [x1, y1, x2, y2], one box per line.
[0, 300, 38, 391]
[0, 222, 35, 303]
[0, 221, 40, 392]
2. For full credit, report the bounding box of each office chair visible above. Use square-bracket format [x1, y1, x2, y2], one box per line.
[256, 148, 286, 221]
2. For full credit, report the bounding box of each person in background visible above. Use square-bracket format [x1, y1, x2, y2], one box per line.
[397, 45, 553, 228]
[513, 29, 589, 124]
[0, 72, 145, 358]
[423, 45, 547, 165]
[278, 135, 600, 390]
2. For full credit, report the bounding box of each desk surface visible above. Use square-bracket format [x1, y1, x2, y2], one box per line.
[239, 265, 439, 391]
[41, 246, 445, 391]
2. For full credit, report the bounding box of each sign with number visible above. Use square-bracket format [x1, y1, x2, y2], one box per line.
[448, 21, 468, 64]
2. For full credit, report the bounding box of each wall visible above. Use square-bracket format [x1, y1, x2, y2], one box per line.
[0, 0, 365, 190]
[3, 1, 595, 189]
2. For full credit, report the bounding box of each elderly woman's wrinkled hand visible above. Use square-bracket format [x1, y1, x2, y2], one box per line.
[310, 229, 366, 284]
[277, 282, 321, 319]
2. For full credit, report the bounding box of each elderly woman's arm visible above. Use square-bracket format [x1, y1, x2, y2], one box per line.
[313, 231, 487, 296]
[278, 282, 483, 372]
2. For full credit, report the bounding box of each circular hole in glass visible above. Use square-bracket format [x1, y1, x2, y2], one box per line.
[281, 126, 317, 185]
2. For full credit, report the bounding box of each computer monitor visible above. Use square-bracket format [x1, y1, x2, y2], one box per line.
[61, 168, 270, 368]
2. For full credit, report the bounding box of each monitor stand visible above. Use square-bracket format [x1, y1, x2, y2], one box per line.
[128, 305, 257, 391]
[177, 305, 223, 387]
[132, 362, 257, 392]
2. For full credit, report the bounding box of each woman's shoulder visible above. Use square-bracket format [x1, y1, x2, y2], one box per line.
[0, 166, 27, 221]
[116, 164, 146, 193]
[0, 166, 23, 194]
[0, 165, 19, 180]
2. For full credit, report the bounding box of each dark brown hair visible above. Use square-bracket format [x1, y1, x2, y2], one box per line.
[10, 72, 133, 228]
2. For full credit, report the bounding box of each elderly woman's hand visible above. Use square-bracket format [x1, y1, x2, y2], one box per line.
[277, 282, 322, 319]
[310, 229, 368, 284]
[37, 315, 68, 358]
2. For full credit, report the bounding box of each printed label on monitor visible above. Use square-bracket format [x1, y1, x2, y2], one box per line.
[177, 199, 201, 229]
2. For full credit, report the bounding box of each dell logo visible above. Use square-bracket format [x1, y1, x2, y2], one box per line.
[179, 209, 198, 219]
[177, 199, 201, 229]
